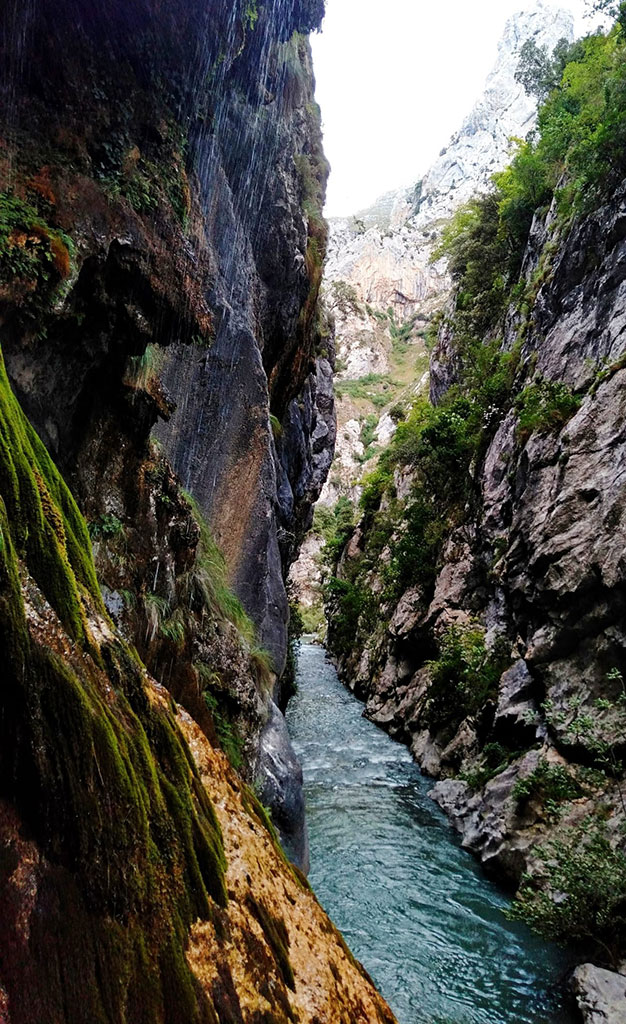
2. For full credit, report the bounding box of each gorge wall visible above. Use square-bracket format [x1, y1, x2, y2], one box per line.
[289, 5, 574, 628]
[322, 5, 626, 984]
[0, 2, 399, 1022]
[1, 0, 336, 865]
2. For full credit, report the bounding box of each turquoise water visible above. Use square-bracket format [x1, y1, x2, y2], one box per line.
[286, 643, 575, 1024]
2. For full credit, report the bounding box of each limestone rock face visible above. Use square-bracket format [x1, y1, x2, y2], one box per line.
[321, 3, 574, 507]
[2, 0, 336, 875]
[255, 701, 310, 872]
[326, 25, 626, 966]
[326, 5, 575, 323]
[290, 531, 325, 610]
[325, 217, 448, 323]
[414, 5, 574, 229]
[0, 3, 394, 1019]
[329, 169, 626, 887]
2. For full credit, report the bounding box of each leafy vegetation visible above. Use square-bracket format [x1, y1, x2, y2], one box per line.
[298, 601, 325, 636]
[423, 625, 510, 737]
[326, 279, 363, 318]
[433, 15, 626, 345]
[512, 759, 583, 816]
[508, 821, 626, 963]
[318, 497, 357, 568]
[334, 373, 392, 401]
[182, 491, 266, 653]
[98, 122, 191, 225]
[461, 742, 520, 791]
[0, 189, 75, 315]
[515, 378, 581, 440]
[203, 691, 244, 769]
[243, 0, 259, 32]
[325, 576, 375, 661]
[88, 512, 124, 540]
[542, 680, 626, 813]
[515, 36, 575, 102]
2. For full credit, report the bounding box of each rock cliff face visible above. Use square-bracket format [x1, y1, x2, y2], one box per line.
[323, 8, 626, 983]
[325, 5, 574, 323]
[327, 166, 626, 895]
[1, 0, 335, 863]
[0, 3, 394, 1022]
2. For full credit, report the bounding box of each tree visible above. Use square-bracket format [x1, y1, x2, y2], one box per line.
[515, 37, 573, 100]
[325, 279, 363, 318]
[507, 821, 626, 965]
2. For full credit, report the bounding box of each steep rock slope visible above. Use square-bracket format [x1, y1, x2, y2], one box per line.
[0, 351, 394, 1024]
[325, 13, 626, 976]
[326, 5, 574, 320]
[288, 5, 573, 624]
[0, 0, 335, 860]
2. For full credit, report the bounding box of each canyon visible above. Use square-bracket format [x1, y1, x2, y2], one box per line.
[0, 1, 394, 1021]
[2, 0, 626, 1021]
[316, 5, 626, 1018]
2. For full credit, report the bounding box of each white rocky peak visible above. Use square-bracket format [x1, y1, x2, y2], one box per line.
[326, 4, 576, 308]
[316, 4, 578, 514]
[413, 3, 575, 229]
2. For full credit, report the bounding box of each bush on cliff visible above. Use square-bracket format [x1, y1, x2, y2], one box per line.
[435, 14, 626, 341]
[508, 821, 626, 964]
[423, 625, 510, 738]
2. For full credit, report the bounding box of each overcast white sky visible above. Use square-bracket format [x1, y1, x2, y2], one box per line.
[311, 1, 608, 216]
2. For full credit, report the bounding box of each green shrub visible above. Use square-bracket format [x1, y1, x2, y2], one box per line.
[321, 497, 357, 568]
[299, 602, 325, 636]
[384, 495, 443, 600]
[424, 625, 510, 736]
[269, 413, 283, 439]
[88, 513, 124, 540]
[312, 503, 335, 538]
[0, 189, 75, 311]
[203, 691, 244, 770]
[515, 378, 581, 440]
[326, 279, 363, 318]
[462, 742, 517, 790]
[360, 413, 378, 449]
[324, 576, 374, 660]
[243, 0, 258, 31]
[512, 759, 583, 808]
[507, 821, 626, 963]
[335, 373, 391, 401]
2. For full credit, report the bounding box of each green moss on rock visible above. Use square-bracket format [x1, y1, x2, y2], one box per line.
[0, 348, 99, 640]
[0, 344, 228, 1022]
[246, 894, 295, 994]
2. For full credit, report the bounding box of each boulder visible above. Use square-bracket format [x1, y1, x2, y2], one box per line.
[570, 964, 626, 1024]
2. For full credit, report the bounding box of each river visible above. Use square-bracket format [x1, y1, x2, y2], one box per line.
[286, 643, 575, 1024]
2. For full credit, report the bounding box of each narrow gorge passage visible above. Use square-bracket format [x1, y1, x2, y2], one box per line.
[287, 644, 575, 1024]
